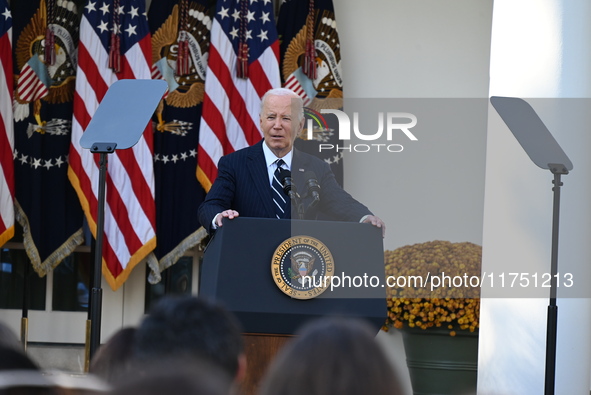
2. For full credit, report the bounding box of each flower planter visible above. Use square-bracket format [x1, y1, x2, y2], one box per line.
[401, 326, 478, 395]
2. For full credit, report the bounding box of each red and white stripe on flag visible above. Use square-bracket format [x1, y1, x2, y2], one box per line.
[284, 74, 311, 106]
[16, 60, 49, 102]
[0, 0, 14, 246]
[68, 0, 157, 290]
[196, 0, 281, 191]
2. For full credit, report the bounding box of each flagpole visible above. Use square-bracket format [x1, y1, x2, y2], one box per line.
[84, 237, 96, 372]
[20, 261, 29, 351]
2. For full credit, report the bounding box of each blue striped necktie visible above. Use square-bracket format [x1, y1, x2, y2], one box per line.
[271, 159, 289, 219]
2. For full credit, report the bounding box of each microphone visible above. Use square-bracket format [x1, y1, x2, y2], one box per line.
[279, 168, 303, 219]
[279, 168, 297, 198]
[304, 171, 321, 206]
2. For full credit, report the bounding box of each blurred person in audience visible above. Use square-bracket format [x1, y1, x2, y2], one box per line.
[0, 321, 21, 351]
[131, 296, 246, 384]
[0, 323, 109, 395]
[89, 327, 136, 383]
[0, 343, 58, 395]
[41, 371, 109, 395]
[258, 317, 404, 395]
[109, 357, 232, 395]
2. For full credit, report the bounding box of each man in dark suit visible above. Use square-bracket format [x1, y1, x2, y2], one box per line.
[198, 88, 385, 235]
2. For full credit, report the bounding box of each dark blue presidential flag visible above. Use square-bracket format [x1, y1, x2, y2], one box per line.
[277, 0, 344, 185]
[12, 0, 84, 276]
[148, 0, 213, 281]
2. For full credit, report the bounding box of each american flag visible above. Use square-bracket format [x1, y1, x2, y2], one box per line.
[197, 0, 281, 191]
[16, 55, 49, 103]
[284, 73, 312, 106]
[0, 0, 13, 246]
[68, 0, 157, 290]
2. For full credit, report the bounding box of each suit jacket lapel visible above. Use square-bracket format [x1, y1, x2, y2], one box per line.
[247, 141, 276, 218]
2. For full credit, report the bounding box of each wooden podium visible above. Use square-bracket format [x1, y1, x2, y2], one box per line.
[199, 217, 386, 394]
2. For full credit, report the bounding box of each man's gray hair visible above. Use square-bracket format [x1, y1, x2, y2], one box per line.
[260, 88, 305, 121]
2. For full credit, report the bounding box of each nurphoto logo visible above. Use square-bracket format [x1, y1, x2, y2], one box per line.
[307, 109, 418, 153]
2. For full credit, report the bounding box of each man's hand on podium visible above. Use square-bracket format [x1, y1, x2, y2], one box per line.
[362, 215, 386, 238]
[215, 210, 240, 228]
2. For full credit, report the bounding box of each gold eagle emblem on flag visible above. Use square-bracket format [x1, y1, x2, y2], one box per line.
[13, 0, 77, 132]
[283, 9, 343, 111]
[151, 2, 210, 109]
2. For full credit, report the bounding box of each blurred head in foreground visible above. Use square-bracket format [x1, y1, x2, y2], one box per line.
[90, 327, 136, 383]
[109, 358, 231, 395]
[132, 296, 245, 382]
[0, 322, 57, 395]
[258, 317, 404, 395]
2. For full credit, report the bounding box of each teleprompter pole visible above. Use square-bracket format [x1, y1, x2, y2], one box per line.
[87, 143, 116, 363]
[544, 164, 568, 395]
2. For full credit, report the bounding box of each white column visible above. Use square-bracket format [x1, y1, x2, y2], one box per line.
[479, 1, 591, 394]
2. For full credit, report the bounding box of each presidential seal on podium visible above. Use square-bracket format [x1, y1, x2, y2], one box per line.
[271, 236, 334, 300]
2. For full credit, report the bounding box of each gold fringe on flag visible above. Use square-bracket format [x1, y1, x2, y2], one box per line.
[147, 226, 208, 284]
[15, 201, 84, 277]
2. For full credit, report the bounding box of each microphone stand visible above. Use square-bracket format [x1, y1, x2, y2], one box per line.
[280, 171, 304, 219]
[293, 193, 304, 220]
[303, 172, 321, 215]
[282, 171, 321, 220]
